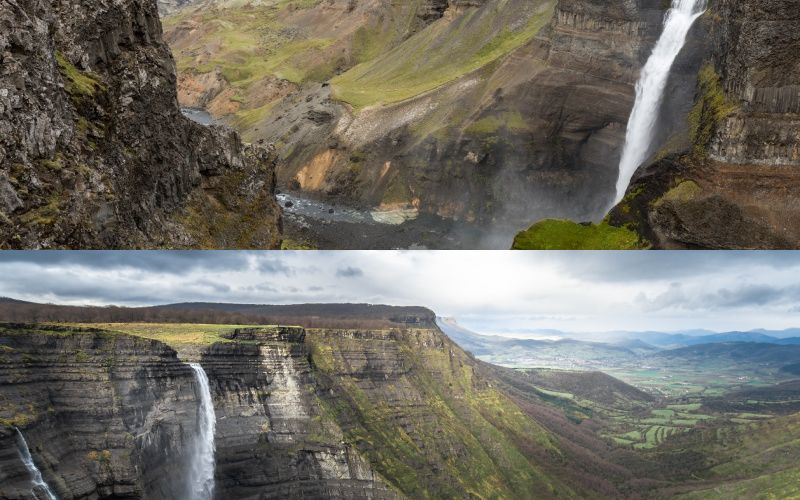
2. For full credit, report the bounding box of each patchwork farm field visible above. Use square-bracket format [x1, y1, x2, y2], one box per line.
[506, 358, 799, 452]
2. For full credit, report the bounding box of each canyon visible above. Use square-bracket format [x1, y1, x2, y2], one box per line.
[165, 0, 676, 247]
[1, 302, 799, 498]
[2, 0, 796, 248]
[163, 0, 799, 249]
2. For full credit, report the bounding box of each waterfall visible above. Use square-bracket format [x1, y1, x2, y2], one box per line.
[187, 363, 216, 500]
[15, 428, 58, 500]
[612, 0, 707, 205]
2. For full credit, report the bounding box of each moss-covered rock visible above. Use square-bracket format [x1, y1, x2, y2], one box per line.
[688, 64, 736, 156]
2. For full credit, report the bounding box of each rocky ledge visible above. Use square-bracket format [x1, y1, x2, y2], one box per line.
[0, 0, 281, 248]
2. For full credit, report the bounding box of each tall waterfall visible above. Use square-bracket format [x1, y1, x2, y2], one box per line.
[15, 428, 58, 500]
[612, 0, 707, 205]
[187, 363, 216, 500]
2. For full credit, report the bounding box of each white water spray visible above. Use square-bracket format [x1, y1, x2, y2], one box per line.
[187, 363, 216, 500]
[15, 428, 58, 500]
[612, 0, 707, 205]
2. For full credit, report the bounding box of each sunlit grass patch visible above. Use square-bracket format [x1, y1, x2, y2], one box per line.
[65, 323, 259, 346]
[331, 0, 556, 109]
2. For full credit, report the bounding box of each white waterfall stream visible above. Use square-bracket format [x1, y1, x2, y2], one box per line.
[187, 363, 216, 500]
[15, 428, 58, 500]
[612, 0, 707, 205]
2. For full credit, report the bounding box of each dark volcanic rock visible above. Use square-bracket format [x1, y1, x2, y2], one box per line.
[0, 0, 281, 248]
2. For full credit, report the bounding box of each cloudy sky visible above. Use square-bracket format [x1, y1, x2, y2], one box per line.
[1, 251, 799, 336]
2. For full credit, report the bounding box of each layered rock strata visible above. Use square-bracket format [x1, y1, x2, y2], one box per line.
[0, 325, 396, 499]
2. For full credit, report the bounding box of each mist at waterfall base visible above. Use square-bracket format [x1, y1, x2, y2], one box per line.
[15, 428, 58, 500]
[612, 0, 707, 206]
[186, 363, 216, 500]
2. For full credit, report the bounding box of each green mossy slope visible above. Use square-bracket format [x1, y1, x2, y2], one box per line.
[308, 328, 575, 498]
[512, 219, 646, 250]
[331, 0, 556, 109]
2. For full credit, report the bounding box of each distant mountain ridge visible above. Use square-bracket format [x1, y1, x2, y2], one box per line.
[439, 318, 800, 347]
[436, 317, 800, 376]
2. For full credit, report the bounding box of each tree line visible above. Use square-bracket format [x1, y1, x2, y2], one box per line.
[0, 300, 436, 329]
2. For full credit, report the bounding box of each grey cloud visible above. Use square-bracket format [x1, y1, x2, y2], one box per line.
[336, 266, 364, 278]
[191, 279, 231, 294]
[551, 251, 800, 283]
[703, 284, 798, 308]
[638, 283, 800, 311]
[0, 250, 252, 275]
[256, 258, 295, 276]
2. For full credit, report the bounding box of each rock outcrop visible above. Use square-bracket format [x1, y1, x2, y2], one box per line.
[0, 0, 281, 248]
[0, 327, 199, 498]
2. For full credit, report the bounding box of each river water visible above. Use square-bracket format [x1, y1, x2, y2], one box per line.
[181, 108, 216, 126]
[277, 191, 497, 249]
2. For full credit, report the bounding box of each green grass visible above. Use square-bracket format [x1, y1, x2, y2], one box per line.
[65, 323, 258, 346]
[668, 403, 702, 411]
[281, 239, 317, 250]
[606, 401, 713, 450]
[56, 52, 104, 97]
[512, 219, 645, 250]
[654, 180, 703, 207]
[534, 387, 575, 400]
[331, 0, 556, 109]
[165, 5, 338, 117]
[465, 112, 531, 135]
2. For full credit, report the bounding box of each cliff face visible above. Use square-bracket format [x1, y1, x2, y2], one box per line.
[0, 0, 281, 248]
[0, 327, 199, 498]
[200, 328, 397, 498]
[306, 327, 593, 497]
[602, 0, 800, 249]
[0, 325, 396, 499]
[1, 321, 640, 499]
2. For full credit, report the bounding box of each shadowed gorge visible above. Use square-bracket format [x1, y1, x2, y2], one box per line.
[162, 0, 678, 248]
